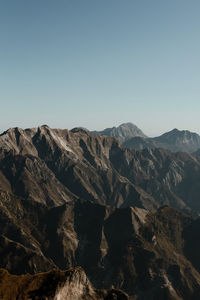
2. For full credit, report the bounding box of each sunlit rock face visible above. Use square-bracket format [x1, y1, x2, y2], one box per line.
[0, 267, 129, 300]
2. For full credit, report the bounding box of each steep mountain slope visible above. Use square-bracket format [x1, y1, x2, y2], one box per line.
[123, 136, 163, 150]
[109, 146, 200, 215]
[193, 148, 200, 158]
[92, 123, 146, 143]
[0, 126, 157, 210]
[123, 128, 200, 153]
[1, 190, 200, 299]
[1, 126, 200, 215]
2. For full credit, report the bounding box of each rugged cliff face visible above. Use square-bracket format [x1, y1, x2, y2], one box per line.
[0, 126, 155, 210]
[1, 126, 200, 215]
[0, 267, 129, 300]
[109, 146, 200, 215]
[1, 190, 200, 299]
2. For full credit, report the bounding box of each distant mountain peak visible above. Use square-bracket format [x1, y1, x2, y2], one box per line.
[41, 124, 49, 128]
[164, 128, 198, 135]
[71, 127, 90, 135]
[171, 128, 179, 133]
[92, 122, 146, 143]
[119, 122, 137, 127]
[124, 127, 200, 153]
[157, 128, 200, 140]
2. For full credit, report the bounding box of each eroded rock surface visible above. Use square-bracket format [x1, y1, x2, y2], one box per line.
[0, 191, 200, 298]
[0, 267, 129, 300]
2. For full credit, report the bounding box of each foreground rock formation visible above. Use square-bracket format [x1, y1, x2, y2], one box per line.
[1, 190, 200, 299]
[0, 267, 128, 300]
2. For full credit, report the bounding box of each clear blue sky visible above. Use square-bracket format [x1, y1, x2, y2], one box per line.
[1, 0, 200, 136]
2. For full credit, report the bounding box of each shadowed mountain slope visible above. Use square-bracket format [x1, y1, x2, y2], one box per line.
[193, 148, 200, 158]
[1, 190, 200, 299]
[123, 128, 200, 153]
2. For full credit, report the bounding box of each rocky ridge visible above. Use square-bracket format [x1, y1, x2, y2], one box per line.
[1, 126, 200, 215]
[123, 128, 200, 153]
[0, 126, 156, 210]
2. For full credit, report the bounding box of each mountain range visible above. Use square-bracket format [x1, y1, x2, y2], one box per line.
[93, 123, 200, 153]
[1, 125, 200, 214]
[1, 124, 200, 298]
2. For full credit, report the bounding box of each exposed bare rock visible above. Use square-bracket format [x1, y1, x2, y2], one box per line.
[1, 190, 200, 299]
[109, 145, 200, 215]
[1, 126, 200, 214]
[0, 267, 129, 300]
[0, 126, 156, 209]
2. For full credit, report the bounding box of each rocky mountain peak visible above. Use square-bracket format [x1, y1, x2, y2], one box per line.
[92, 122, 146, 143]
[154, 128, 200, 151]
